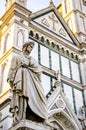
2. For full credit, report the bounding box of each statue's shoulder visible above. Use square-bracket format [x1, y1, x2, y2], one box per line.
[12, 54, 21, 62]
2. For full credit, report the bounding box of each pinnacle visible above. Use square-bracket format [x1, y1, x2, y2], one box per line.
[49, 0, 54, 6]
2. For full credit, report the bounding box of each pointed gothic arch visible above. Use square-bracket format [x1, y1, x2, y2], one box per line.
[17, 29, 24, 49]
[49, 109, 78, 130]
[66, 50, 69, 56]
[56, 44, 60, 51]
[48, 109, 79, 130]
[1, 63, 6, 93]
[29, 30, 34, 37]
[3, 33, 10, 53]
[0, 61, 9, 93]
[40, 36, 45, 43]
[70, 52, 74, 58]
[49, 119, 65, 130]
[75, 55, 79, 61]
[51, 42, 55, 48]
[46, 39, 50, 45]
[35, 33, 39, 40]
[61, 47, 65, 53]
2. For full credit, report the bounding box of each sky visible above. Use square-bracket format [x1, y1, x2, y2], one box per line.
[0, 0, 61, 18]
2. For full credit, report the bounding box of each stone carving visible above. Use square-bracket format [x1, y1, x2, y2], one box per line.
[49, 121, 63, 130]
[77, 106, 86, 128]
[48, 13, 58, 30]
[7, 41, 47, 124]
[41, 18, 50, 27]
[56, 99, 65, 109]
[78, 106, 85, 120]
[64, 120, 72, 128]
[54, 70, 61, 87]
[53, 113, 74, 129]
[54, 70, 61, 82]
[59, 28, 66, 37]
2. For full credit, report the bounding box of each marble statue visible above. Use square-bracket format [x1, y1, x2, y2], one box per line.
[78, 106, 85, 120]
[77, 106, 86, 128]
[54, 70, 61, 87]
[7, 41, 47, 124]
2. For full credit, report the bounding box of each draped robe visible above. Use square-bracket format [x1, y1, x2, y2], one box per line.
[7, 53, 47, 119]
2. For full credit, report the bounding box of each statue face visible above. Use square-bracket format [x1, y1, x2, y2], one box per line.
[26, 44, 34, 54]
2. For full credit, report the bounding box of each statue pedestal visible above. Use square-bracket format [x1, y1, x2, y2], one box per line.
[9, 120, 52, 130]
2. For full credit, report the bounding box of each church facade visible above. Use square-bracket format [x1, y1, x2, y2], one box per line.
[0, 0, 86, 130]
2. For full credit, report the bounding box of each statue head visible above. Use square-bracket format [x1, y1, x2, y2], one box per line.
[22, 41, 34, 53]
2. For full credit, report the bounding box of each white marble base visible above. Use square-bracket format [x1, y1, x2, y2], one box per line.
[9, 120, 52, 130]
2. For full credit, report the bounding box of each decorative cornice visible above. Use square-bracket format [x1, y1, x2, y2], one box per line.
[79, 58, 86, 63]
[40, 66, 83, 90]
[29, 24, 80, 54]
[79, 43, 86, 55]
[0, 89, 11, 110]
[0, 2, 31, 29]
[1, 2, 31, 21]
[0, 48, 13, 64]
[74, 32, 86, 38]
[0, 46, 23, 64]
[63, 9, 86, 20]
[61, 76, 83, 89]
[80, 43, 86, 49]
[1, 11, 29, 30]
[0, 98, 11, 111]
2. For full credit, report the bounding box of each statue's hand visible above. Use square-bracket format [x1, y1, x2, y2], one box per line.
[21, 63, 28, 68]
[7, 79, 13, 87]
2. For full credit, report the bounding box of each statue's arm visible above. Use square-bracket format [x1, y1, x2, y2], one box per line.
[29, 57, 42, 73]
[7, 56, 18, 86]
[28, 57, 42, 81]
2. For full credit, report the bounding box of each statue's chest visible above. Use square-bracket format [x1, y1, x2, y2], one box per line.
[20, 55, 30, 65]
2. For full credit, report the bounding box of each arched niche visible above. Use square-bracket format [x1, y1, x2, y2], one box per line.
[0, 61, 9, 93]
[70, 52, 74, 59]
[3, 33, 10, 53]
[51, 42, 55, 48]
[40, 36, 45, 43]
[56, 44, 60, 51]
[61, 47, 65, 53]
[46, 39, 50, 45]
[29, 30, 34, 37]
[35, 33, 39, 40]
[75, 55, 79, 61]
[66, 50, 69, 56]
[17, 29, 24, 49]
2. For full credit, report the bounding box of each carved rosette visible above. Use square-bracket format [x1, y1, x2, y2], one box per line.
[56, 99, 65, 109]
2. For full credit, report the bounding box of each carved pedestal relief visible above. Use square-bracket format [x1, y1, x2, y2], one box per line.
[49, 113, 75, 130]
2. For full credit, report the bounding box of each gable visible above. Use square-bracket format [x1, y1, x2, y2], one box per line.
[47, 86, 82, 130]
[31, 10, 78, 46]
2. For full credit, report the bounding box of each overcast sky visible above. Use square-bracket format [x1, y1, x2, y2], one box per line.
[0, 0, 61, 18]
